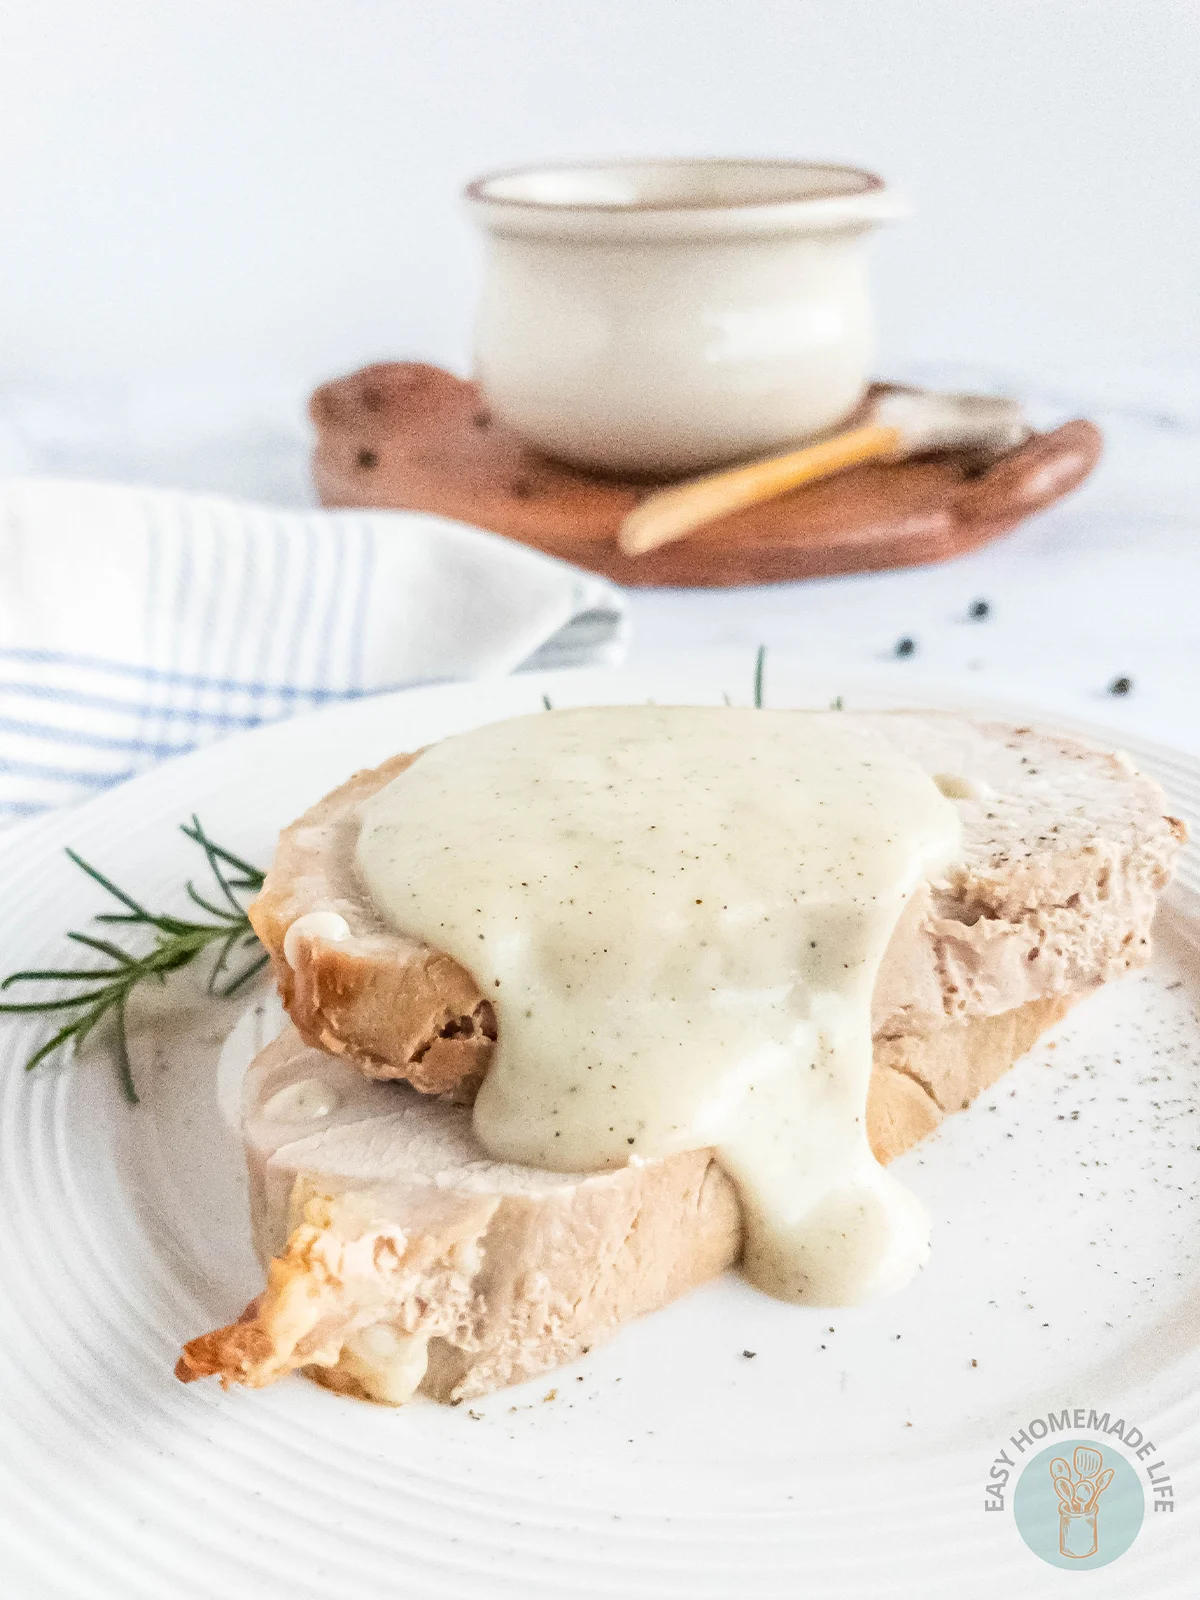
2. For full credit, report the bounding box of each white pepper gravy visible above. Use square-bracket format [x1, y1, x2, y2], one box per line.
[355, 706, 962, 1304]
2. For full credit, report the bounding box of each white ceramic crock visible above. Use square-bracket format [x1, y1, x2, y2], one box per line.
[465, 159, 904, 478]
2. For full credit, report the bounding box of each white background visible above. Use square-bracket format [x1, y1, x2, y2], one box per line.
[2, 0, 1198, 392]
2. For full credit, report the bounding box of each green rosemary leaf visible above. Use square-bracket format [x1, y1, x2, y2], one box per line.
[64, 849, 155, 920]
[220, 951, 270, 998]
[0, 991, 118, 1013]
[206, 925, 238, 995]
[113, 994, 138, 1105]
[3, 820, 267, 1097]
[186, 827, 247, 916]
[185, 882, 244, 923]
[25, 1016, 91, 1073]
[64, 851, 200, 938]
[753, 644, 766, 709]
[181, 818, 265, 889]
[71, 996, 115, 1051]
[66, 931, 137, 965]
[1, 967, 128, 985]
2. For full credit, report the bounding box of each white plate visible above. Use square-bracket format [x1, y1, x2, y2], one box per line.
[1, 651, 1198, 1599]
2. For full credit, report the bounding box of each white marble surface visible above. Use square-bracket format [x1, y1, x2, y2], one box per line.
[2, 364, 1197, 752]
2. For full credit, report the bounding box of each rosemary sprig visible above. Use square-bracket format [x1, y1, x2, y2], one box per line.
[0, 817, 268, 1105]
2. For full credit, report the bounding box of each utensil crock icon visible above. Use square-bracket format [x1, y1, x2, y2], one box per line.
[1052, 1448, 1115, 1559]
[1060, 1511, 1099, 1559]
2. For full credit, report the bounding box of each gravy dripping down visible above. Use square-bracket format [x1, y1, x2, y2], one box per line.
[355, 706, 963, 1304]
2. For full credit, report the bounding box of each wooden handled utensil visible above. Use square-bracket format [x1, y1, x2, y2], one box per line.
[1083, 1468, 1115, 1513]
[1053, 1476, 1079, 1510]
[617, 389, 1032, 557]
[1073, 1446, 1104, 1481]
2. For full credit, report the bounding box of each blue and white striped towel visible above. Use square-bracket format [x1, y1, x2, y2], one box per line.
[0, 479, 627, 826]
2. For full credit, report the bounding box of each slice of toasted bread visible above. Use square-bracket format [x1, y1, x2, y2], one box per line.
[177, 996, 1071, 1405]
[248, 713, 1184, 1093]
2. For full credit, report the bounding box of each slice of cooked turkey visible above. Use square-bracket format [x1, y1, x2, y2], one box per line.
[177, 996, 1072, 1405]
[247, 713, 1185, 1094]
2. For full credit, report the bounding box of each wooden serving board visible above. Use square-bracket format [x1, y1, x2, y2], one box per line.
[311, 362, 1103, 588]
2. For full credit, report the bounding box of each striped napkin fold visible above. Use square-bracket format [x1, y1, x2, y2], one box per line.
[0, 479, 627, 826]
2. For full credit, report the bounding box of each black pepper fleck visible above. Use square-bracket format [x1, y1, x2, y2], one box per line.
[894, 637, 916, 658]
[1108, 676, 1133, 696]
